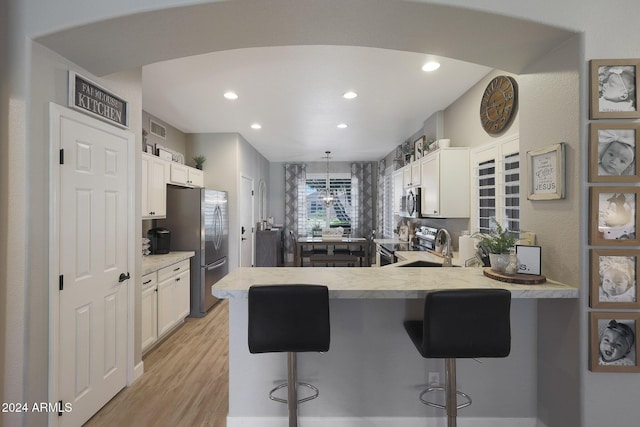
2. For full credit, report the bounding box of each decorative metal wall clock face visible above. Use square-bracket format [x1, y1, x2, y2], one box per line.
[480, 76, 518, 135]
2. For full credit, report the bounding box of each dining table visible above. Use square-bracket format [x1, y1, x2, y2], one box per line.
[294, 236, 370, 267]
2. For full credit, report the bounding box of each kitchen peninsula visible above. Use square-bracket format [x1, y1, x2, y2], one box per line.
[213, 266, 577, 426]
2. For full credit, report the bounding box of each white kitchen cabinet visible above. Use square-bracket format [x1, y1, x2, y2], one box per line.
[156, 259, 191, 337]
[141, 272, 158, 353]
[169, 163, 204, 188]
[402, 164, 411, 187]
[175, 268, 191, 320]
[142, 153, 169, 219]
[187, 167, 204, 187]
[410, 161, 421, 186]
[400, 161, 420, 188]
[420, 148, 470, 218]
[392, 169, 404, 213]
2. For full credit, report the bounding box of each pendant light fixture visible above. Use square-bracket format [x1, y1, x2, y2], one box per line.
[321, 151, 335, 208]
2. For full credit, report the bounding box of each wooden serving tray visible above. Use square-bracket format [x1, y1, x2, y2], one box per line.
[483, 268, 546, 284]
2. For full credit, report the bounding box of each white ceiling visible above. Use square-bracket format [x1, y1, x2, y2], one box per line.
[34, 1, 577, 163]
[142, 46, 492, 162]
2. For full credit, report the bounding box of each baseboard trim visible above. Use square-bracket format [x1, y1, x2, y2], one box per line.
[227, 416, 539, 427]
[131, 361, 144, 384]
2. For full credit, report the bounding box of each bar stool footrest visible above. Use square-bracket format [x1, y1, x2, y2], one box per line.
[419, 386, 472, 410]
[269, 382, 320, 405]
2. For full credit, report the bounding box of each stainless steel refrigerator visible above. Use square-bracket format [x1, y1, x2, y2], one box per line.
[158, 186, 228, 317]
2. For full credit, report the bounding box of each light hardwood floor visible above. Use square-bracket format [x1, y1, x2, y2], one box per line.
[85, 300, 229, 427]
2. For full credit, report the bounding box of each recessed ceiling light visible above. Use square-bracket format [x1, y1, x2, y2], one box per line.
[421, 61, 441, 72]
[343, 91, 358, 99]
[337, 123, 348, 129]
[224, 91, 238, 100]
[251, 123, 262, 129]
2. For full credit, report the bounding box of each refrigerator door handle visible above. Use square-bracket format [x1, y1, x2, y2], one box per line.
[206, 258, 227, 271]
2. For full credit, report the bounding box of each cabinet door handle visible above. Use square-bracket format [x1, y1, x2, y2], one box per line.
[175, 277, 180, 282]
[173, 267, 181, 271]
[143, 279, 152, 285]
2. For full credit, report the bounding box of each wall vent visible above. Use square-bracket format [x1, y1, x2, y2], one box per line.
[149, 119, 167, 139]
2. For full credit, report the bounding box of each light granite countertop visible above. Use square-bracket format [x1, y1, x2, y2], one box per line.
[141, 251, 195, 275]
[212, 265, 578, 300]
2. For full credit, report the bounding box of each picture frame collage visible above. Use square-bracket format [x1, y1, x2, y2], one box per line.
[588, 59, 640, 373]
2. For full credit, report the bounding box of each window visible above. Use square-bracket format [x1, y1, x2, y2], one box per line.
[478, 159, 496, 234]
[503, 152, 520, 232]
[471, 137, 520, 234]
[304, 173, 351, 233]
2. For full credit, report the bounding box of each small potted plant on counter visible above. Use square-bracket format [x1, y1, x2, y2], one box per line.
[193, 155, 206, 170]
[472, 220, 517, 273]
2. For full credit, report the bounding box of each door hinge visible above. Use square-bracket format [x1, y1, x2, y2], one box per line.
[59, 149, 64, 165]
[251, 190, 254, 196]
[58, 400, 63, 416]
[59, 275, 64, 291]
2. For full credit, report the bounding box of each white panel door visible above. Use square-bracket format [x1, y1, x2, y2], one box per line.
[57, 108, 130, 426]
[240, 176, 254, 267]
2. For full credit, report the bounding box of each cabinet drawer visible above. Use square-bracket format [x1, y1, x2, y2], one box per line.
[141, 272, 157, 290]
[157, 259, 190, 283]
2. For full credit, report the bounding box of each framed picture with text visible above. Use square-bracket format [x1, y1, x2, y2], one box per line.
[527, 143, 565, 200]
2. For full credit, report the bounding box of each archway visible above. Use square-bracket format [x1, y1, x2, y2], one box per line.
[36, 0, 576, 77]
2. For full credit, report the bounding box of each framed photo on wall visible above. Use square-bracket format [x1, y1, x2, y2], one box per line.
[589, 123, 640, 182]
[589, 187, 640, 245]
[590, 249, 640, 309]
[590, 59, 640, 119]
[590, 312, 640, 373]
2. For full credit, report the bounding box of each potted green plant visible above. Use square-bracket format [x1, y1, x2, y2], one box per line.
[472, 220, 517, 273]
[193, 155, 206, 170]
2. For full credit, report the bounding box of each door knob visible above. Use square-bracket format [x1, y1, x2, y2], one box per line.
[118, 272, 130, 283]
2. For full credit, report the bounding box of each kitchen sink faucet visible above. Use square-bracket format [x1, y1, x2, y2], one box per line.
[436, 229, 453, 267]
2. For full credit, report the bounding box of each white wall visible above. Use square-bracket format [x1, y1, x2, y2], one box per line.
[142, 110, 188, 159]
[444, 70, 519, 149]
[519, 36, 582, 427]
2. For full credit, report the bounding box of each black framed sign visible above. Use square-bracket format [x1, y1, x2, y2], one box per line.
[68, 71, 129, 129]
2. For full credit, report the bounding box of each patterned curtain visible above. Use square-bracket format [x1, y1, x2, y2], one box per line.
[284, 163, 306, 256]
[350, 162, 374, 238]
[376, 158, 386, 236]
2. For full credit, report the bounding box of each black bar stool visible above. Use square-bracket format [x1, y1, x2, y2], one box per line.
[404, 289, 511, 427]
[248, 284, 330, 427]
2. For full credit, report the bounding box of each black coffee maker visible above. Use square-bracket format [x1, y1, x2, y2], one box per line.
[147, 227, 171, 254]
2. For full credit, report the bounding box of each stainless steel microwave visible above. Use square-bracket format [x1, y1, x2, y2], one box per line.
[404, 186, 421, 218]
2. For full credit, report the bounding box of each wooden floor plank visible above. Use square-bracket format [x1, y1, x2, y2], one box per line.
[85, 300, 229, 427]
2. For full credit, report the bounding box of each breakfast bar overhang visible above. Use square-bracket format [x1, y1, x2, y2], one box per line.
[213, 267, 578, 426]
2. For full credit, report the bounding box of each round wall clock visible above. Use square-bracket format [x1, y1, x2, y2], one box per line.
[480, 76, 518, 135]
